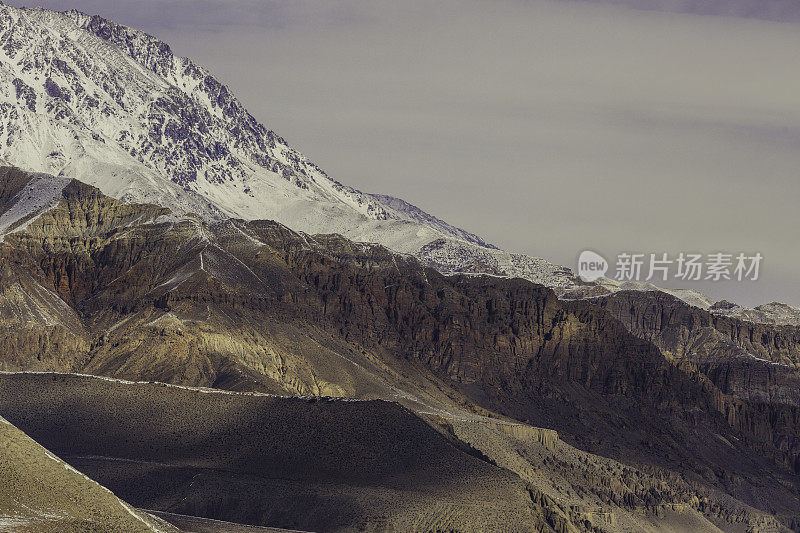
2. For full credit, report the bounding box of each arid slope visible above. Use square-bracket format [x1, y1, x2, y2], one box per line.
[0, 373, 547, 532]
[0, 414, 176, 532]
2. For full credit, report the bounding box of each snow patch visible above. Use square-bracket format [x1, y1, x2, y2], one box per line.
[0, 175, 70, 240]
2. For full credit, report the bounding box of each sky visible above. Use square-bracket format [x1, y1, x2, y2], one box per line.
[6, 0, 800, 307]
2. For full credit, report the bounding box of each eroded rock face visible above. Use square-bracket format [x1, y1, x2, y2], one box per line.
[593, 291, 800, 412]
[251, 223, 800, 487]
[596, 291, 800, 365]
[1, 169, 799, 530]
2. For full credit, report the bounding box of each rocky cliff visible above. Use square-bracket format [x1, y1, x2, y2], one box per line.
[594, 291, 800, 412]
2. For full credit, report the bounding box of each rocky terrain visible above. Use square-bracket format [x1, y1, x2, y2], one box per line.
[709, 301, 800, 328]
[0, 3, 799, 531]
[0, 167, 798, 531]
[594, 291, 800, 406]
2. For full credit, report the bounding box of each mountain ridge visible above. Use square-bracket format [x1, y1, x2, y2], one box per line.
[0, 413, 175, 532]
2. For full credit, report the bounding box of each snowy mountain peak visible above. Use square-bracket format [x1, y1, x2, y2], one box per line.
[0, 5, 400, 223]
[6, 3, 791, 322]
[0, 4, 581, 287]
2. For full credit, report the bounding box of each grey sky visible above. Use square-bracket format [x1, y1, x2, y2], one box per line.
[7, 0, 800, 306]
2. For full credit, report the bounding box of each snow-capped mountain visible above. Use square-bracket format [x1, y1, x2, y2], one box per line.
[0, 4, 796, 323]
[0, 4, 580, 288]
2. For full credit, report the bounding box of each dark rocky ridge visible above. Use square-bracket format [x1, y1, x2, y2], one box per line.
[596, 291, 800, 365]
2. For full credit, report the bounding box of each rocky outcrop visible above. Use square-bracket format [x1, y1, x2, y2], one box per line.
[595, 291, 800, 365]
[593, 291, 800, 410]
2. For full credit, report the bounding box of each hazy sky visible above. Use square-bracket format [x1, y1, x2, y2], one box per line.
[7, 0, 800, 306]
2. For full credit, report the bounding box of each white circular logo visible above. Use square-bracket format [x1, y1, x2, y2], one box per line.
[577, 250, 608, 282]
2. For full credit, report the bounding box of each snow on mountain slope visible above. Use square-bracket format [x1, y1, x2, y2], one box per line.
[709, 300, 800, 326]
[0, 4, 584, 288]
[595, 279, 717, 310]
[1, 4, 794, 319]
[0, 172, 69, 240]
[0, 4, 579, 289]
[368, 194, 497, 250]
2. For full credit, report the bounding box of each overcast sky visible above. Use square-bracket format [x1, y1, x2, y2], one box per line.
[7, 0, 800, 306]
